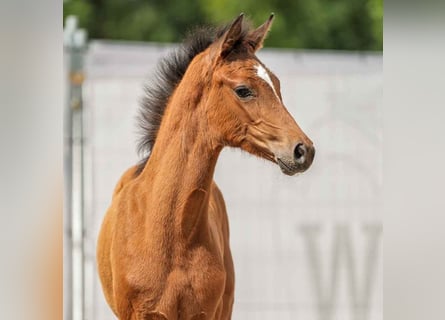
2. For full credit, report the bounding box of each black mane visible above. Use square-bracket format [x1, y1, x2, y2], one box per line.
[136, 22, 250, 175]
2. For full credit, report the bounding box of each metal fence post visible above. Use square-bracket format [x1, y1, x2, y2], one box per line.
[64, 15, 88, 320]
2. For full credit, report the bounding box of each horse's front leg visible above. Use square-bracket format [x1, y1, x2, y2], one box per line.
[131, 311, 168, 320]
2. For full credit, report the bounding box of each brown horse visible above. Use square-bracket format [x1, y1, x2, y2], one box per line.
[97, 14, 315, 320]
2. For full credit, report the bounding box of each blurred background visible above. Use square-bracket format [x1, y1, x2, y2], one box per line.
[64, 1, 382, 320]
[63, 0, 382, 51]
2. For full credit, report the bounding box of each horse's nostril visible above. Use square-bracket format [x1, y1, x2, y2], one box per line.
[294, 143, 306, 160]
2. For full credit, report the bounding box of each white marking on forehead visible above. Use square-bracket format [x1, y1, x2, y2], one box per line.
[255, 64, 279, 99]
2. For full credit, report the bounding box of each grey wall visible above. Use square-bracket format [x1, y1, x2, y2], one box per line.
[82, 41, 382, 320]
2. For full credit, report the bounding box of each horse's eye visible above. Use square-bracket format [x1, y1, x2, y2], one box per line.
[234, 86, 254, 99]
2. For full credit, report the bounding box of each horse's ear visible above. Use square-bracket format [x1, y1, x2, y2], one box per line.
[247, 14, 275, 51]
[216, 13, 245, 58]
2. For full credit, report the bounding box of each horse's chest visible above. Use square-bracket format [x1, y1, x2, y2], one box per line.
[131, 250, 226, 319]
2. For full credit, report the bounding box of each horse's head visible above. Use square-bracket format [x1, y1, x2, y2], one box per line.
[200, 14, 315, 176]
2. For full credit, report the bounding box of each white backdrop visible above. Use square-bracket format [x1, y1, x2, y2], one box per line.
[81, 41, 382, 320]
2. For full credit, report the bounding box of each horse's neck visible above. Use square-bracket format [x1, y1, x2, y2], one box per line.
[139, 89, 221, 245]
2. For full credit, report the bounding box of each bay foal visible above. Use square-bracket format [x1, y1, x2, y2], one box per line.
[97, 14, 315, 320]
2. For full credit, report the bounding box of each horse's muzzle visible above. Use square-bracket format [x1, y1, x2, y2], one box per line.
[277, 143, 315, 176]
